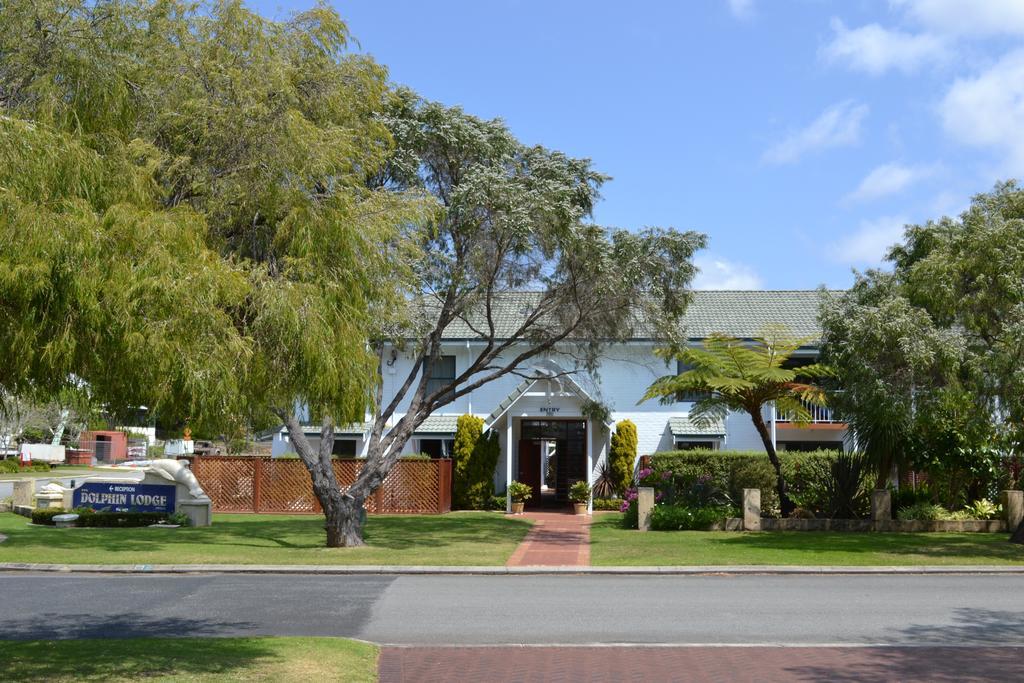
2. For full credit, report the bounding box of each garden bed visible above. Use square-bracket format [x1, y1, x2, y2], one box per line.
[759, 518, 1006, 532]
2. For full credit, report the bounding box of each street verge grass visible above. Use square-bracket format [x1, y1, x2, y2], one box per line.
[0, 511, 530, 566]
[590, 512, 1024, 566]
[0, 637, 377, 682]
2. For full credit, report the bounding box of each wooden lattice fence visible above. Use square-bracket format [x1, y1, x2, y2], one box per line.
[190, 456, 452, 514]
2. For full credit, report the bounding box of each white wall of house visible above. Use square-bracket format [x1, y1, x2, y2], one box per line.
[375, 340, 846, 469]
[269, 430, 366, 457]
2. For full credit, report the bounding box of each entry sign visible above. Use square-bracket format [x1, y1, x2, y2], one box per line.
[73, 482, 176, 513]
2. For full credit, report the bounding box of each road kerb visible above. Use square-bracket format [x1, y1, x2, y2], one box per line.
[2, 562, 1024, 575]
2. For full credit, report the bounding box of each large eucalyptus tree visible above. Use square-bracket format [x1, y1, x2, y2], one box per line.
[819, 182, 1024, 542]
[308, 92, 708, 545]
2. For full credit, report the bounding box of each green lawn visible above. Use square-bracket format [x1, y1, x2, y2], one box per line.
[590, 513, 1024, 566]
[0, 637, 377, 682]
[0, 511, 530, 565]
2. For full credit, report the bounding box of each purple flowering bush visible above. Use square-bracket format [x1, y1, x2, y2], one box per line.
[620, 465, 738, 529]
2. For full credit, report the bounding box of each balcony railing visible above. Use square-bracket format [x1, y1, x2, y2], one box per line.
[776, 400, 841, 424]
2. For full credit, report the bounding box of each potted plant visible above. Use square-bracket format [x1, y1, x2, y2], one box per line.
[569, 480, 591, 515]
[508, 481, 532, 514]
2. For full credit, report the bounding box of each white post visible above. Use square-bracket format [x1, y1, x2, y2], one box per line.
[769, 403, 777, 452]
[586, 419, 593, 514]
[505, 417, 513, 514]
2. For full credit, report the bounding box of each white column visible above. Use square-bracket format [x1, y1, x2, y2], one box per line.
[769, 403, 777, 452]
[586, 419, 593, 514]
[505, 417, 513, 514]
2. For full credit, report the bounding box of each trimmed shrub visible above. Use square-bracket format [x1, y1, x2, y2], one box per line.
[72, 509, 168, 527]
[592, 497, 621, 511]
[650, 449, 849, 518]
[31, 508, 67, 525]
[0, 460, 50, 474]
[609, 420, 638, 495]
[650, 505, 737, 531]
[452, 415, 500, 509]
[31, 507, 171, 527]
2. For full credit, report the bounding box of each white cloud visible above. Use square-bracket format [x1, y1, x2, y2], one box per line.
[892, 0, 1024, 37]
[821, 19, 948, 75]
[726, 0, 754, 20]
[693, 256, 763, 290]
[762, 100, 869, 165]
[846, 162, 940, 202]
[940, 48, 1024, 174]
[828, 216, 908, 265]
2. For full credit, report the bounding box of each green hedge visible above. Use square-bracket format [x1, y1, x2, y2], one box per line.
[31, 507, 170, 527]
[0, 460, 51, 474]
[650, 449, 860, 518]
[30, 508, 68, 525]
[593, 497, 623, 511]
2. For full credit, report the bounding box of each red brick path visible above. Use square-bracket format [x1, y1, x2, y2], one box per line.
[378, 646, 1024, 682]
[505, 512, 590, 567]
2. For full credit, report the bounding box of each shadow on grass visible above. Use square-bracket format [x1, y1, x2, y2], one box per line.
[0, 616, 272, 681]
[785, 609, 1024, 681]
[708, 531, 1024, 561]
[0, 511, 531, 557]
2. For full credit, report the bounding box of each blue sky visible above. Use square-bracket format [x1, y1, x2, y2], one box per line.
[251, 0, 1024, 290]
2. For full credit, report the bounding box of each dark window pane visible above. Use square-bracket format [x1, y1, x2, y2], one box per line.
[417, 438, 453, 458]
[426, 355, 456, 399]
[332, 439, 356, 457]
[675, 360, 710, 402]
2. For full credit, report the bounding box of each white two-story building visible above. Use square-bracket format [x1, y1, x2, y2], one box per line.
[267, 290, 849, 508]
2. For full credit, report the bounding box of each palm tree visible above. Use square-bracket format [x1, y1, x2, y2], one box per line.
[643, 326, 832, 517]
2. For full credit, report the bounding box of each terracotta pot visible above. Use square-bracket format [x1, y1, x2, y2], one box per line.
[573, 502, 587, 515]
[511, 501, 525, 514]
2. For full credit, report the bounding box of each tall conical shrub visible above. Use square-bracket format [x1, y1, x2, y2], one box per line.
[453, 414, 500, 509]
[609, 419, 638, 495]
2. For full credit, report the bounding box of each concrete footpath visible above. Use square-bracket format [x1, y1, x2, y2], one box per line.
[2, 562, 1024, 574]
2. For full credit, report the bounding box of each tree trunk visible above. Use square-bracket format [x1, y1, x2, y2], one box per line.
[1011, 518, 1024, 545]
[279, 411, 368, 548]
[749, 408, 796, 517]
[322, 492, 366, 548]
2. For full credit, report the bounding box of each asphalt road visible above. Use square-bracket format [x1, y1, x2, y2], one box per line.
[1, 573, 1022, 646]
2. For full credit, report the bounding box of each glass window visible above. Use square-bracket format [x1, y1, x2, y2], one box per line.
[331, 439, 356, 457]
[417, 438, 454, 458]
[674, 440, 719, 451]
[426, 355, 456, 399]
[675, 361, 710, 402]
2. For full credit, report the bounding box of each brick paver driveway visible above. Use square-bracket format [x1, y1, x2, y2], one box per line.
[506, 512, 590, 567]
[378, 645, 1024, 682]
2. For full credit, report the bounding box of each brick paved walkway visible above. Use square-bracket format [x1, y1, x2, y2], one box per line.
[378, 646, 1024, 682]
[505, 512, 590, 567]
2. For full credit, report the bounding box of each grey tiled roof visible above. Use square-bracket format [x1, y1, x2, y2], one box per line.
[668, 415, 726, 437]
[414, 415, 460, 434]
[439, 290, 831, 341]
[256, 422, 370, 441]
[679, 290, 827, 339]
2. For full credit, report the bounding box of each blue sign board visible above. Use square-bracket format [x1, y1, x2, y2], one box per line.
[73, 482, 176, 513]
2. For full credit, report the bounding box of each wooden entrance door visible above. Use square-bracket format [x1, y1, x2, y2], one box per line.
[517, 440, 542, 508]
